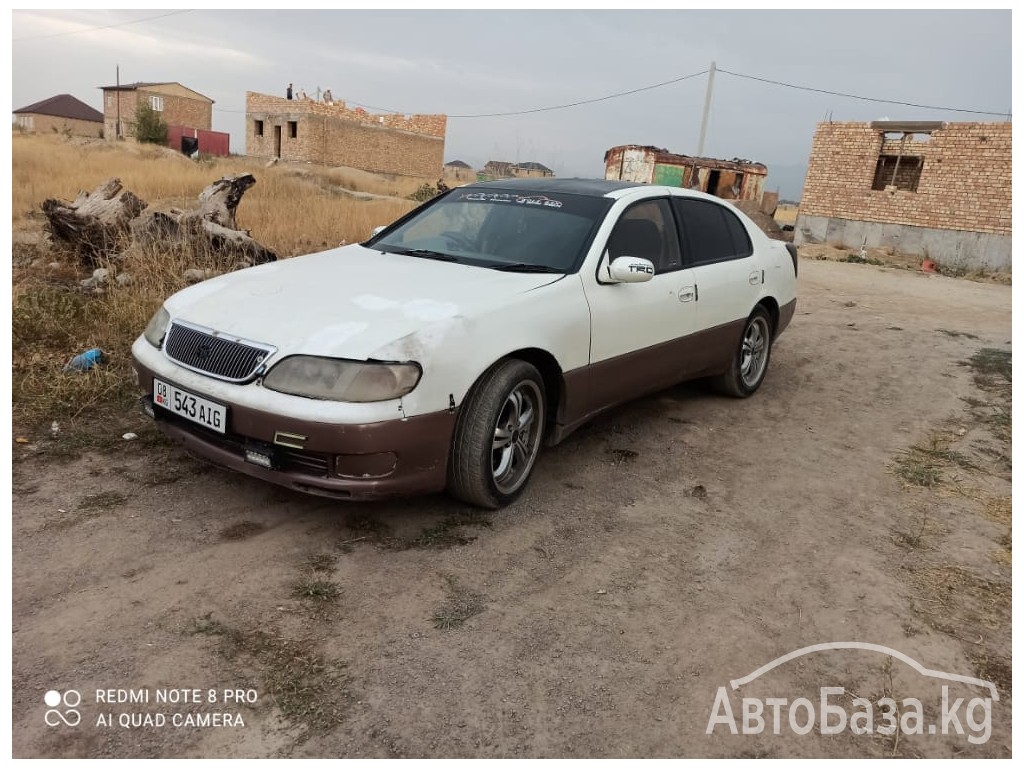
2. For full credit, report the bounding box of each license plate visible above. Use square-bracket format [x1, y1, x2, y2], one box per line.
[153, 379, 227, 434]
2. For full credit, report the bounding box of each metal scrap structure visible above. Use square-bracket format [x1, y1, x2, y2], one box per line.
[604, 145, 767, 203]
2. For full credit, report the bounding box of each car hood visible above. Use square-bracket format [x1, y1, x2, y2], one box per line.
[164, 244, 562, 361]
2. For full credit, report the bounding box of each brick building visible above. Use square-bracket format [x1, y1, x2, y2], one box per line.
[13, 94, 103, 137]
[100, 82, 213, 141]
[796, 121, 1011, 270]
[512, 161, 554, 179]
[604, 145, 767, 203]
[444, 160, 475, 182]
[483, 160, 515, 179]
[479, 160, 555, 180]
[245, 92, 446, 178]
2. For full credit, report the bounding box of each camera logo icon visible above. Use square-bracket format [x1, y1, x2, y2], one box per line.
[44, 690, 81, 727]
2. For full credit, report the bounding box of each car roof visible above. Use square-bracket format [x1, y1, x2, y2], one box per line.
[468, 177, 646, 197]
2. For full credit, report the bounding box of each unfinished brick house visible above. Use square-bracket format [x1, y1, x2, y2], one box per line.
[100, 82, 213, 142]
[246, 92, 446, 178]
[13, 94, 103, 138]
[796, 121, 1011, 270]
[480, 160, 555, 181]
[604, 145, 767, 203]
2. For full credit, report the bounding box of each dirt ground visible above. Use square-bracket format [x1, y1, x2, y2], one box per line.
[12, 259, 1011, 758]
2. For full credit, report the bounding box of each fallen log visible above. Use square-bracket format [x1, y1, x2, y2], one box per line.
[189, 173, 256, 229]
[131, 173, 276, 268]
[43, 174, 277, 271]
[42, 178, 147, 266]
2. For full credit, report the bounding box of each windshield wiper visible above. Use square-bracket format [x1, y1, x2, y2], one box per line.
[489, 262, 564, 273]
[387, 247, 458, 262]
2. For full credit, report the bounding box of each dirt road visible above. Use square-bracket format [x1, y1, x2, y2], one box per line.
[12, 259, 1012, 758]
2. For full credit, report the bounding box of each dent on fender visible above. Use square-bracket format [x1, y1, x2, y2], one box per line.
[372, 314, 469, 362]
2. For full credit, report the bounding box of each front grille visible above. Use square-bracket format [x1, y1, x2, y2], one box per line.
[164, 321, 275, 382]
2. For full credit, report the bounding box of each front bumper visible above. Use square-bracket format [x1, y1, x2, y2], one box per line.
[133, 359, 456, 501]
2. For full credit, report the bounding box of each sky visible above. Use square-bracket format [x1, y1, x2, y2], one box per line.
[10, 8, 1014, 200]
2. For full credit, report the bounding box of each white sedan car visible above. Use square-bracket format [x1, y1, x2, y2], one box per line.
[132, 179, 797, 508]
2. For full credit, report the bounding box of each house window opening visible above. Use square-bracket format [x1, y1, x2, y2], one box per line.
[872, 155, 923, 192]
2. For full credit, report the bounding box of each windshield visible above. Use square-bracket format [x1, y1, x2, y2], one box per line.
[370, 188, 612, 272]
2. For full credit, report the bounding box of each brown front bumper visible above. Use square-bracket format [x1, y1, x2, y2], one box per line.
[134, 361, 455, 501]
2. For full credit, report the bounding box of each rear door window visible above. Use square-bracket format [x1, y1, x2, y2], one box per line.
[672, 198, 753, 267]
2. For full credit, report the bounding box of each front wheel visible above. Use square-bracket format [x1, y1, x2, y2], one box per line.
[713, 306, 774, 398]
[447, 359, 546, 509]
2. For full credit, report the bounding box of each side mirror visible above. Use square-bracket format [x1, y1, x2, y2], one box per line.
[370, 225, 386, 238]
[605, 256, 655, 283]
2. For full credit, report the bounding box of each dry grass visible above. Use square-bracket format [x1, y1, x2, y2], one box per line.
[315, 165, 430, 198]
[12, 132, 417, 255]
[432, 575, 485, 630]
[12, 133, 425, 438]
[188, 613, 351, 733]
[909, 564, 1008, 627]
[892, 347, 1012, 696]
[981, 496, 1011, 526]
[773, 204, 799, 226]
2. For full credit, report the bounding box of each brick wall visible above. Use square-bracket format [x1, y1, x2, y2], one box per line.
[800, 121, 1011, 236]
[245, 92, 446, 178]
[140, 87, 212, 131]
[511, 168, 553, 179]
[17, 114, 103, 138]
[103, 86, 212, 140]
[103, 90, 138, 140]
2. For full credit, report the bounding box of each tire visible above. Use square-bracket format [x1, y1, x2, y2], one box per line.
[713, 306, 774, 398]
[447, 359, 546, 509]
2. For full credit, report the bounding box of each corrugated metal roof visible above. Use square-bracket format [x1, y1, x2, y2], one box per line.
[13, 93, 103, 122]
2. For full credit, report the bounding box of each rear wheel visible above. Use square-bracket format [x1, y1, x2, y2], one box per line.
[447, 359, 546, 509]
[713, 306, 773, 398]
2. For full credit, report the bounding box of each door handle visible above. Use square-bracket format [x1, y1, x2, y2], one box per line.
[678, 286, 695, 302]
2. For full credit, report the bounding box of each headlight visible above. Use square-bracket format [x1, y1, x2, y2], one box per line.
[263, 356, 421, 402]
[143, 306, 170, 348]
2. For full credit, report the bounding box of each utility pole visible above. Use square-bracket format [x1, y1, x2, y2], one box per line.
[115, 64, 121, 139]
[696, 61, 716, 157]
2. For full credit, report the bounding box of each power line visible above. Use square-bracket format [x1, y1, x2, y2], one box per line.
[13, 9, 195, 42]
[324, 69, 709, 119]
[448, 69, 709, 118]
[215, 64, 1008, 123]
[718, 67, 1010, 117]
